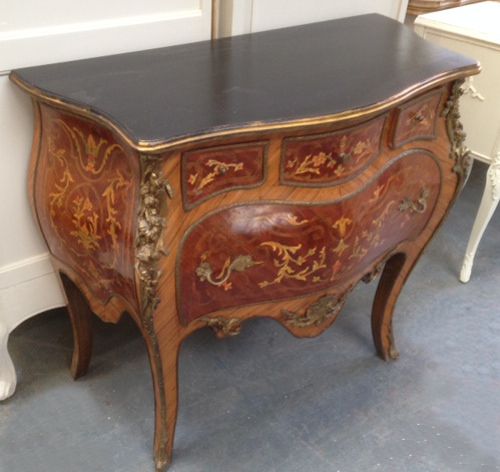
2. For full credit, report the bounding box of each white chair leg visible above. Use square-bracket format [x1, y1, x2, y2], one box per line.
[460, 152, 500, 283]
[0, 321, 17, 401]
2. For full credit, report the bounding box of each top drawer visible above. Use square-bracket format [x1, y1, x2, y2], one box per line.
[391, 89, 444, 148]
[281, 115, 386, 186]
[182, 142, 268, 209]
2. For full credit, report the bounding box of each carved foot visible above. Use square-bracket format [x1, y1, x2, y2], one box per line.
[460, 252, 474, 283]
[380, 325, 400, 361]
[0, 322, 17, 401]
[0, 378, 16, 401]
[155, 450, 172, 472]
[387, 346, 400, 361]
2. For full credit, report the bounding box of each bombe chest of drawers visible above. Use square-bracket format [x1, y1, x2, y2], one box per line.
[10, 14, 479, 471]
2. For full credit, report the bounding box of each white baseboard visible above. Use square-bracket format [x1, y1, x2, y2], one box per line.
[0, 253, 65, 332]
[470, 149, 493, 164]
[0, 253, 65, 400]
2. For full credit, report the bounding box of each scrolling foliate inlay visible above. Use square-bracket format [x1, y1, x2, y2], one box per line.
[190, 159, 245, 191]
[441, 80, 472, 186]
[259, 243, 327, 287]
[183, 143, 267, 209]
[282, 116, 385, 186]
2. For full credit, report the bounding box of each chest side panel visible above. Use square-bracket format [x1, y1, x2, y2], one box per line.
[178, 150, 442, 324]
[34, 105, 139, 308]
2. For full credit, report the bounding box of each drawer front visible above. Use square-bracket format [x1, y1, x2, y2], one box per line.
[281, 116, 386, 186]
[182, 142, 267, 209]
[178, 150, 442, 324]
[392, 90, 443, 148]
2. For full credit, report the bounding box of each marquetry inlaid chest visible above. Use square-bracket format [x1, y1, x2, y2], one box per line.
[10, 14, 479, 471]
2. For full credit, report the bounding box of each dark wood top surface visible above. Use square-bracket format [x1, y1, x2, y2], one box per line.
[10, 14, 478, 148]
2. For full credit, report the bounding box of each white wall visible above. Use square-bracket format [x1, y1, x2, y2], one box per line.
[218, 0, 409, 37]
[0, 0, 212, 400]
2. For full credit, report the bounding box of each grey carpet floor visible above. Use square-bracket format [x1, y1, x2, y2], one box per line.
[1, 161, 499, 472]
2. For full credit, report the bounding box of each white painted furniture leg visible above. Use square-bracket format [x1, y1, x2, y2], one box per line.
[460, 152, 500, 283]
[0, 321, 16, 401]
[0, 255, 66, 401]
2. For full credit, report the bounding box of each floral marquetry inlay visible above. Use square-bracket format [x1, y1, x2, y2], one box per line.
[179, 150, 443, 324]
[281, 116, 385, 186]
[36, 105, 138, 306]
[182, 143, 267, 209]
[393, 90, 443, 148]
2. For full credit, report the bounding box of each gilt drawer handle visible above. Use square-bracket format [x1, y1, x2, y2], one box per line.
[196, 254, 259, 287]
[413, 113, 425, 123]
[399, 188, 430, 214]
[340, 152, 352, 164]
[194, 159, 244, 191]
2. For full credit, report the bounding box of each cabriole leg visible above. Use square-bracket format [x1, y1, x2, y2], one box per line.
[141, 323, 181, 472]
[59, 273, 94, 380]
[371, 252, 410, 361]
[460, 153, 500, 283]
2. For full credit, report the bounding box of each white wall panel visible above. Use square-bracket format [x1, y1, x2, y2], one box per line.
[250, 0, 409, 32]
[0, 0, 201, 31]
[0, 1, 210, 71]
[220, 0, 409, 37]
[0, 0, 212, 400]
